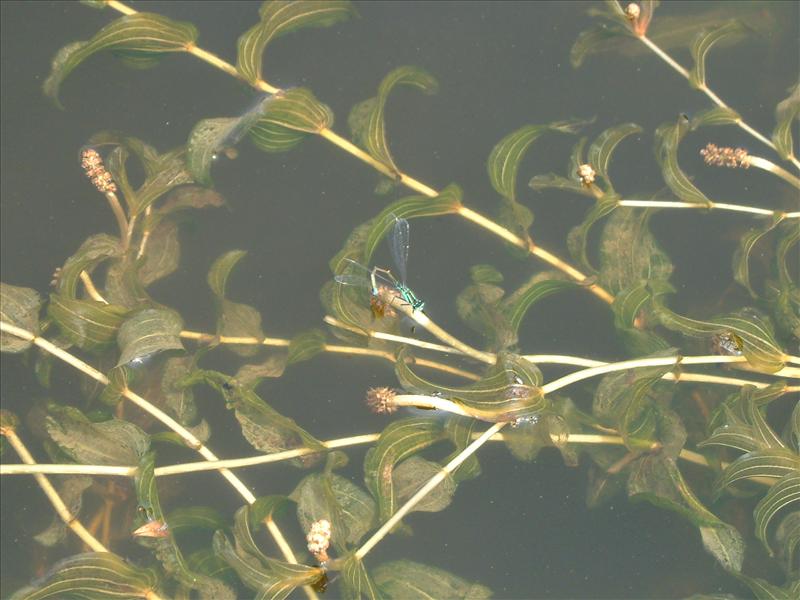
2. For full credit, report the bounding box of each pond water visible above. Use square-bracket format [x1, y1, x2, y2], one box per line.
[1, 1, 797, 598]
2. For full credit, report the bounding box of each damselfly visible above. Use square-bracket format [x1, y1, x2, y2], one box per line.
[334, 214, 425, 313]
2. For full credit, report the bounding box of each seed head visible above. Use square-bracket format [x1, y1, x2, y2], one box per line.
[81, 148, 117, 193]
[577, 163, 596, 186]
[625, 3, 641, 21]
[306, 519, 331, 563]
[366, 387, 397, 414]
[700, 143, 751, 169]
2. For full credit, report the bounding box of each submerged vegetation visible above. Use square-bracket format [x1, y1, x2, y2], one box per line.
[1, 1, 799, 598]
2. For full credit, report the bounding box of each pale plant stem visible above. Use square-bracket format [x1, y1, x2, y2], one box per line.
[80, 271, 108, 303]
[323, 315, 461, 354]
[101, 0, 615, 306]
[355, 421, 506, 560]
[639, 34, 800, 170]
[0, 321, 311, 595]
[385, 299, 496, 364]
[136, 205, 153, 259]
[1, 425, 108, 553]
[619, 199, 790, 217]
[103, 190, 129, 248]
[543, 354, 797, 396]
[747, 156, 800, 189]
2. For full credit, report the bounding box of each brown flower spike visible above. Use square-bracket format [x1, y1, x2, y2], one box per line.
[81, 148, 117, 193]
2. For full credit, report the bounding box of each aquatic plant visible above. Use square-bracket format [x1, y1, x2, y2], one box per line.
[1, 1, 798, 598]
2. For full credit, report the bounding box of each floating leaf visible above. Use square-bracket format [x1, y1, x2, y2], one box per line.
[373, 560, 492, 599]
[364, 417, 446, 523]
[699, 523, 745, 573]
[599, 207, 673, 296]
[349, 66, 438, 175]
[689, 21, 747, 89]
[48, 294, 129, 351]
[187, 98, 272, 186]
[291, 469, 377, 550]
[198, 374, 325, 467]
[44, 404, 149, 466]
[586, 123, 642, 193]
[772, 83, 800, 161]
[8, 552, 160, 600]
[732, 214, 784, 297]
[393, 456, 456, 513]
[442, 416, 482, 483]
[249, 88, 334, 153]
[654, 115, 712, 207]
[689, 106, 741, 129]
[628, 454, 722, 527]
[44, 13, 197, 108]
[395, 348, 546, 423]
[0, 283, 42, 352]
[455, 271, 509, 350]
[236, 0, 356, 84]
[593, 351, 678, 448]
[287, 329, 326, 365]
[117, 307, 184, 367]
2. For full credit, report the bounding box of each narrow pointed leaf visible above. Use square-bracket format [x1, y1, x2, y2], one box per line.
[0, 283, 42, 352]
[341, 553, 383, 600]
[291, 471, 377, 549]
[8, 552, 160, 600]
[689, 21, 747, 89]
[733, 214, 784, 297]
[349, 66, 438, 175]
[586, 123, 642, 193]
[249, 88, 334, 153]
[373, 560, 492, 599]
[364, 417, 446, 522]
[208, 251, 265, 356]
[48, 294, 129, 350]
[755, 473, 800, 556]
[287, 329, 326, 365]
[395, 348, 546, 423]
[236, 1, 356, 84]
[699, 523, 745, 573]
[42, 404, 149, 466]
[566, 195, 619, 274]
[719, 449, 800, 489]
[44, 13, 197, 108]
[488, 120, 588, 203]
[117, 307, 184, 367]
[654, 116, 712, 207]
[689, 106, 741, 129]
[772, 83, 799, 161]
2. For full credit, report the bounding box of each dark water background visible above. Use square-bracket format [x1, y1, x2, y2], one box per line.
[2, 1, 798, 597]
